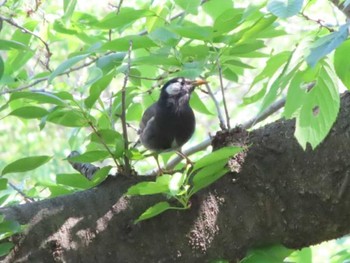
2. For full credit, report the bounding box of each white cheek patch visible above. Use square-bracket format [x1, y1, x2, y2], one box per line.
[165, 82, 181, 95]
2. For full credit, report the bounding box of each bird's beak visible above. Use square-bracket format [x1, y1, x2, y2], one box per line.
[191, 79, 208, 87]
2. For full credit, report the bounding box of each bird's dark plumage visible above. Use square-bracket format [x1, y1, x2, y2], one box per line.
[139, 77, 207, 152]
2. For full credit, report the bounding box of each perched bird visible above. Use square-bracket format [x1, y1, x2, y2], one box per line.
[139, 77, 207, 169]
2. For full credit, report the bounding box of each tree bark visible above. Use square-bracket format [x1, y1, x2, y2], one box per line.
[2, 93, 350, 263]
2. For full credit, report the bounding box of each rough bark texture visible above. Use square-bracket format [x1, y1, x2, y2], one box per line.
[2, 93, 350, 263]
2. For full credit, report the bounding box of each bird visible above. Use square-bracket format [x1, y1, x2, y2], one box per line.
[138, 77, 207, 171]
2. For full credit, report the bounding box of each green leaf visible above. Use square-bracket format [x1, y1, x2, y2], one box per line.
[127, 175, 172, 196]
[191, 160, 229, 195]
[56, 173, 93, 189]
[283, 71, 306, 118]
[242, 83, 267, 105]
[48, 54, 90, 83]
[193, 146, 241, 171]
[0, 56, 4, 80]
[0, 40, 30, 50]
[252, 51, 291, 85]
[0, 242, 14, 257]
[267, 0, 304, 18]
[149, 27, 180, 45]
[174, 0, 201, 15]
[287, 247, 312, 263]
[67, 150, 110, 163]
[96, 53, 125, 73]
[126, 103, 143, 121]
[169, 173, 186, 195]
[203, 0, 233, 19]
[295, 64, 340, 149]
[1, 156, 52, 175]
[46, 107, 89, 127]
[213, 8, 244, 35]
[334, 39, 350, 89]
[96, 9, 155, 29]
[170, 24, 212, 40]
[101, 35, 157, 51]
[85, 70, 115, 108]
[190, 91, 214, 115]
[10, 91, 67, 106]
[63, 0, 77, 21]
[9, 106, 49, 119]
[306, 24, 349, 67]
[135, 201, 171, 223]
[90, 166, 112, 185]
[241, 244, 294, 263]
[0, 179, 7, 190]
[90, 129, 123, 146]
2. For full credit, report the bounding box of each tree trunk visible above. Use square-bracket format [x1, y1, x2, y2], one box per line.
[2, 93, 350, 263]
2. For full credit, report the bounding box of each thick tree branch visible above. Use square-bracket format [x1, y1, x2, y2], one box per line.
[2, 93, 350, 262]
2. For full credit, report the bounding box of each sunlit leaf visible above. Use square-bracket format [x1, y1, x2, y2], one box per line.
[295, 63, 340, 149]
[334, 39, 350, 89]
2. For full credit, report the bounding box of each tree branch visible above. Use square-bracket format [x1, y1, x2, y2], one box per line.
[2, 93, 350, 262]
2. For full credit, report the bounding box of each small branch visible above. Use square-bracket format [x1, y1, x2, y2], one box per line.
[0, 15, 52, 71]
[8, 182, 34, 203]
[300, 12, 335, 32]
[120, 40, 133, 175]
[217, 58, 230, 130]
[242, 97, 286, 129]
[0, 55, 103, 95]
[201, 77, 226, 130]
[87, 121, 121, 168]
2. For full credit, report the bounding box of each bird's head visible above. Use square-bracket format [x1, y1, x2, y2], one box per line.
[159, 77, 207, 107]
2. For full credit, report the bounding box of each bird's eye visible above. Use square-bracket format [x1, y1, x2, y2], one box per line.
[165, 82, 182, 95]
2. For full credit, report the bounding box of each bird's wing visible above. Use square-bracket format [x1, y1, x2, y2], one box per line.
[139, 103, 157, 134]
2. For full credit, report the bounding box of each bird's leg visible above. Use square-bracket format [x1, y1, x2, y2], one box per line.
[175, 150, 193, 167]
[153, 153, 163, 176]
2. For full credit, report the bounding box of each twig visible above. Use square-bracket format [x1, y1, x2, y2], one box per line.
[242, 97, 286, 129]
[201, 77, 226, 130]
[9, 182, 34, 203]
[0, 55, 103, 95]
[0, 15, 52, 71]
[217, 58, 230, 130]
[88, 121, 120, 168]
[300, 12, 335, 32]
[120, 40, 133, 175]
[164, 97, 287, 171]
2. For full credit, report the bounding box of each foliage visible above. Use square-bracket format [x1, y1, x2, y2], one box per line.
[0, 0, 350, 261]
